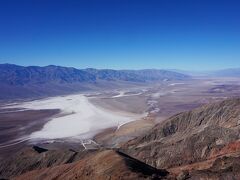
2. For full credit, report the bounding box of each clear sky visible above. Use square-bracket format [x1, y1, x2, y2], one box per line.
[0, 0, 240, 70]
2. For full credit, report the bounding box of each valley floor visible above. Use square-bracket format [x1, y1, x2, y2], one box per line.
[1, 77, 240, 160]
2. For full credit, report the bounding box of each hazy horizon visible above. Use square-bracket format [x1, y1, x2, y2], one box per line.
[2, 62, 240, 72]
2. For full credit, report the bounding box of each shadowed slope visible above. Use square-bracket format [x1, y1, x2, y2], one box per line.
[13, 150, 169, 180]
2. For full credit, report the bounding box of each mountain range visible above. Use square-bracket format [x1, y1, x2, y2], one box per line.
[0, 64, 190, 100]
[171, 68, 240, 77]
[0, 64, 190, 84]
[209, 68, 240, 77]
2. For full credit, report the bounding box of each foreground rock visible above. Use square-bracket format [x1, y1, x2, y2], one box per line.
[13, 150, 169, 180]
[121, 98, 240, 178]
[0, 146, 94, 179]
[0, 146, 169, 179]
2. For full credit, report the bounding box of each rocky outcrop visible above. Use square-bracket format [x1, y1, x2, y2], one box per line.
[121, 98, 240, 177]
[0, 146, 94, 179]
[0, 146, 169, 179]
[13, 150, 169, 180]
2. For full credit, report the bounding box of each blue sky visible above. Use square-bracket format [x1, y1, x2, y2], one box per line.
[0, 0, 240, 70]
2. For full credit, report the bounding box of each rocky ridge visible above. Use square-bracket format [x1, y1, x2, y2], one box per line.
[121, 98, 240, 179]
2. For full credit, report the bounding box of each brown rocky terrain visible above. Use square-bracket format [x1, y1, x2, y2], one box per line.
[0, 146, 169, 180]
[0, 146, 95, 179]
[15, 150, 170, 180]
[121, 98, 240, 179]
[2, 98, 240, 179]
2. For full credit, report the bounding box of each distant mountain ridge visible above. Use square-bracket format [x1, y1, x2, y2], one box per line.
[0, 64, 190, 100]
[0, 64, 97, 85]
[209, 68, 240, 77]
[170, 68, 240, 77]
[0, 64, 190, 85]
